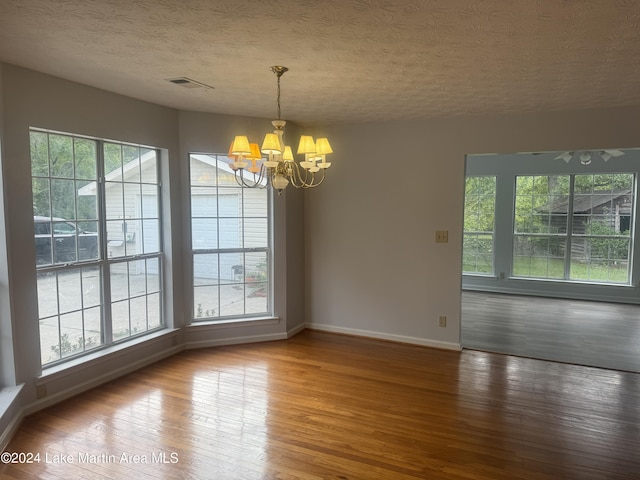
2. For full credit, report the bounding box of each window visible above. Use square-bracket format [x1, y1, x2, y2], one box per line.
[463, 176, 496, 274]
[31, 130, 164, 366]
[513, 173, 634, 284]
[189, 153, 270, 321]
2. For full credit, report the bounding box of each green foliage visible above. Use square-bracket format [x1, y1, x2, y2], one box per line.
[463, 176, 496, 233]
[463, 177, 496, 274]
[30, 133, 147, 223]
[583, 220, 629, 261]
[30, 131, 99, 221]
[51, 333, 97, 359]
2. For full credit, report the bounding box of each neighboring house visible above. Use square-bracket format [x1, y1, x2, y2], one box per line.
[541, 189, 633, 234]
[79, 152, 268, 281]
[539, 189, 633, 260]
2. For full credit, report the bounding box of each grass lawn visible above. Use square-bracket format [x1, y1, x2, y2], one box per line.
[513, 256, 629, 283]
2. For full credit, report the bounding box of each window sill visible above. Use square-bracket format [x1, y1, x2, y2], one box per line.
[188, 316, 280, 330]
[0, 384, 24, 414]
[37, 328, 180, 385]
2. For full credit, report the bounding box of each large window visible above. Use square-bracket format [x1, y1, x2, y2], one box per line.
[31, 130, 164, 366]
[463, 176, 496, 274]
[189, 153, 271, 321]
[514, 173, 634, 284]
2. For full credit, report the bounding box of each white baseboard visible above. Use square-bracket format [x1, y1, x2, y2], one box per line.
[306, 323, 461, 351]
[0, 385, 24, 452]
[185, 332, 289, 349]
[25, 345, 183, 415]
[185, 321, 306, 349]
[286, 322, 306, 338]
[0, 408, 24, 452]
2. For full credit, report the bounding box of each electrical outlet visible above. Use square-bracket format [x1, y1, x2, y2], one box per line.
[438, 315, 447, 327]
[36, 384, 47, 399]
[435, 230, 448, 243]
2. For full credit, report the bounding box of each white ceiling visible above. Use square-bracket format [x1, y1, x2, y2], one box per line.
[1, 0, 639, 126]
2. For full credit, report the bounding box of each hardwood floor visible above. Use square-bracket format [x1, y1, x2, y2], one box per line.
[2, 330, 640, 479]
[462, 291, 640, 373]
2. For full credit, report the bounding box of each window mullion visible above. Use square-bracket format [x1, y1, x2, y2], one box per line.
[565, 175, 576, 280]
[97, 141, 113, 346]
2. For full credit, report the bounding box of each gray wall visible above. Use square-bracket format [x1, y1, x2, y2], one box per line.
[3, 59, 640, 446]
[0, 64, 182, 415]
[178, 111, 306, 345]
[0, 64, 306, 446]
[304, 108, 640, 348]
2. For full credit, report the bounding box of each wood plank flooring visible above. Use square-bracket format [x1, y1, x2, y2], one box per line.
[2, 330, 640, 479]
[462, 291, 640, 373]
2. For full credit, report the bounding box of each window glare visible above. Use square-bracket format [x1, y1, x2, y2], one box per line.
[189, 153, 271, 321]
[30, 130, 164, 366]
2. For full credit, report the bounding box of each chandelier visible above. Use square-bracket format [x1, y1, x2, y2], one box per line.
[228, 66, 333, 193]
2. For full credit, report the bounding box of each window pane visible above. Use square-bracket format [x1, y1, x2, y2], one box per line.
[513, 236, 565, 279]
[112, 300, 131, 340]
[59, 311, 84, 358]
[191, 218, 218, 249]
[148, 292, 162, 329]
[141, 148, 158, 184]
[51, 179, 76, 219]
[194, 285, 218, 319]
[30, 131, 50, 176]
[142, 219, 160, 254]
[190, 153, 271, 320]
[37, 271, 58, 318]
[76, 180, 98, 222]
[105, 182, 124, 219]
[32, 131, 164, 367]
[49, 134, 74, 178]
[104, 142, 123, 178]
[82, 267, 101, 308]
[124, 183, 142, 220]
[74, 138, 97, 180]
[32, 178, 51, 218]
[244, 218, 268, 248]
[194, 253, 219, 284]
[146, 258, 161, 293]
[463, 234, 493, 274]
[219, 218, 241, 248]
[123, 145, 141, 182]
[513, 175, 569, 279]
[84, 307, 102, 348]
[462, 176, 496, 275]
[40, 318, 59, 365]
[572, 173, 634, 284]
[58, 269, 82, 313]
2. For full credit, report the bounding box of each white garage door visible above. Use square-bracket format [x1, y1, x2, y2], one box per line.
[192, 194, 241, 281]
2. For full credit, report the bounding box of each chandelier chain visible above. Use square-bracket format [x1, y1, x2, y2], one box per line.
[276, 74, 281, 120]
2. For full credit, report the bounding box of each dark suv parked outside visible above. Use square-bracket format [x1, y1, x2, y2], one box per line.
[34, 216, 99, 265]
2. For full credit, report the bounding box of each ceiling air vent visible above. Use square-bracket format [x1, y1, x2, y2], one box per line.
[166, 77, 214, 90]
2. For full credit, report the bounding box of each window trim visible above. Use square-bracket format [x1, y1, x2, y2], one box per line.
[188, 153, 273, 323]
[512, 173, 634, 285]
[30, 129, 166, 368]
[463, 150, 640, 305]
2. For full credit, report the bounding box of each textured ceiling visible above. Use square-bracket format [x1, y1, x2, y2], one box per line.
[0, 0, 639, 126]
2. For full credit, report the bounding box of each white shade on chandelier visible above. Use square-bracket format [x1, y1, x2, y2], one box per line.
[228, 66, 333, 193]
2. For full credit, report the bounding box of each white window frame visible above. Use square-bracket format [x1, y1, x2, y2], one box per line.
[189, 153, 272, 322]
[30, 129, 165, 367]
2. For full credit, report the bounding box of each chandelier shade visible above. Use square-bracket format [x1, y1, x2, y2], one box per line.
[229, 66, 334, 193]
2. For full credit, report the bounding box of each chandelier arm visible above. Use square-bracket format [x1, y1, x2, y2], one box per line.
[235, 166, 267, 189]
[288, 163, 308, 189]
[307, 169, 326, 188]
[282, 163, 326, 189]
